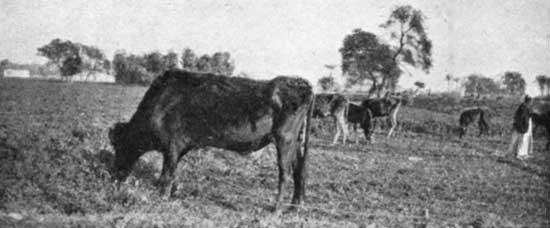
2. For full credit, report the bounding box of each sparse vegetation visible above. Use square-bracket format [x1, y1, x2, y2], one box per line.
[0, 78, 549, 227]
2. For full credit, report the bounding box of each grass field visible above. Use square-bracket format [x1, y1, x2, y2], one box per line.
[0, 78, 549, 228]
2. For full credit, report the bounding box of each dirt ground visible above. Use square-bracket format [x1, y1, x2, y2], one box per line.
[1, 78, 548, 227]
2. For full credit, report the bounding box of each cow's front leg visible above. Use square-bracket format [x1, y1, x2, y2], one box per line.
[291, 141, 307, 206]
[159, 143, 189, 199]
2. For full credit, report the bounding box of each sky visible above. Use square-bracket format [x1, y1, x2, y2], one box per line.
[1, 0, 549, 94]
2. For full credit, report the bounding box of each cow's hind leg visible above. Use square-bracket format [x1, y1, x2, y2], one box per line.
[274, 136, 294, 212]
[361, 109, 374, 143]
[478, 119, 489, 137]
[387, 114, 397, 138]
[337, 114, 348, 144]
[159, 141, 191, 199]
[291, 124, 308, 206]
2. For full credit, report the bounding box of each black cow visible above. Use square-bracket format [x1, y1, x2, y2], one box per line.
[312, 93, 349, 144]
[457, 106, 490, 138]
[347, 102, 373, 143]
[109, 70, 314, 210]
[360, 92, 403, 140]
[531, 101, 550, 149]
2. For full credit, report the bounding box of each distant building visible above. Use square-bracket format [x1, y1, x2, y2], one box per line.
[3, 69, 30, 78]
[69, 71, 115, 83]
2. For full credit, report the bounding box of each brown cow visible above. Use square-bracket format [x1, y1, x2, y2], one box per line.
[457, 106, 490, 138]
[312, 93, 349, 144]
[109, 70, 314, 210]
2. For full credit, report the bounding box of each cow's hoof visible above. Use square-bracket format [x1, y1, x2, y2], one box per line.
[159, 185, 175, 200]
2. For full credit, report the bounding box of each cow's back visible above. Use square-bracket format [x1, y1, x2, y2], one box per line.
[128, 70, 312, 152]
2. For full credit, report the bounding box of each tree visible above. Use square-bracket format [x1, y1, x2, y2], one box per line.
[37, 38, 106, 78]
[143, 51, 166, 74]
[318, 76, 338, 92]
[196, 54, 212, 73]
[340, 5, 432, 97]
[380, 5, 433, 93]
[464, 74, 500, 96]
[112, 50, 156, 85]
[502, 71, 525, 95]
[79, 45, 106, 80]
[340, 29, 398, 96]
[103, 59, 111, 73]
[181, 48, 197, 71]
[536, 75, 548, 96]
[60, 55, 83, 77]
[164, 51, 178, 70]
[210, 52, 235, 75]
[37, 39, 81, 77]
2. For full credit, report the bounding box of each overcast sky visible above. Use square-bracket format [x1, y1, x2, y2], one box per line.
[1, 0, 549, 93]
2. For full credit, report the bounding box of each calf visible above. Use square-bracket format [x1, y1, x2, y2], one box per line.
[360, 92, 403, 139]
[347, 102, 373, 143]
[109, 70, 314, 210]
[312, 93, 349, 144]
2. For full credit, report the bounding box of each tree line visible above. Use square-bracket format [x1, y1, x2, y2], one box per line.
[112, 48, 235, 85]
[29, 38, 235, 85]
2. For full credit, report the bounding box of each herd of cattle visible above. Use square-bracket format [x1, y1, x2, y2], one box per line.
[108, 69, 550, 211]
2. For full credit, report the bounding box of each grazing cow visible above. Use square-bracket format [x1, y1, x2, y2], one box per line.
[531, 101, 550, 149]
[109, 70, 314, 210]
[457, 106, 490, 138]
[360, 92, 403, 139]
[346, 102, 373, 143]
[312, 93, 349, 144]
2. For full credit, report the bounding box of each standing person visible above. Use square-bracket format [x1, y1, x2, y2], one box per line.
[509, 95, 534, 160]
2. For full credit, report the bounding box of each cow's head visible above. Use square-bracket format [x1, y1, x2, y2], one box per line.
[108, 122, 134, 181]
[312, 96, 332, 118]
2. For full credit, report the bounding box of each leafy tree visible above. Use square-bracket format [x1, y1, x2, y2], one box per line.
[37, 38, 106, 78]
[210, 52, 235, 75]
[502, 71, 525, 95]
[340, 29, 398, 96]
[143, 51, 165, 74]
[380, 5, 432, 93]
[164, 51, 178, 70]
[112, 51, 154, 85]
[340, 5, 432, 97]
[536, 75, 548, 96]
[60, 55, 83, 77]
[103, 59, 111, 73]
[464, 74, 500, 96]
[196, 54, 212, 73]
[181, 48, 197, 71]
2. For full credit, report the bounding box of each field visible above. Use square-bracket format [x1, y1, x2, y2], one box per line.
[0, 78, 549, 228]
